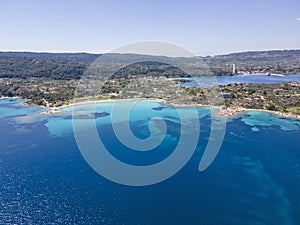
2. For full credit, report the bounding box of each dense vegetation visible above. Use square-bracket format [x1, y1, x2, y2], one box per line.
[0, 50, 300, 112]
[0, 50, 300, 80]
[187, 82, 300, 115]
[0, 78, 77, 107]
[112, 62, 190, 79]
[0, 56, 87, 80]
[0, 52, 99, 62]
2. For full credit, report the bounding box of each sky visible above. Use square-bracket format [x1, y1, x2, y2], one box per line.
[1, 0, 300, 56]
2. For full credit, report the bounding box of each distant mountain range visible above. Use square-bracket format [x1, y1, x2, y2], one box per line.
[1, 49, 300, 62]
[0, 49, 300, 79]
[0, 52, 100, 62]
[206, 49, 300, 67]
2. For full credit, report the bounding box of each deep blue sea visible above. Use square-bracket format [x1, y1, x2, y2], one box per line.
[179, 74, 300, 87]
[1, 98, 300, 225]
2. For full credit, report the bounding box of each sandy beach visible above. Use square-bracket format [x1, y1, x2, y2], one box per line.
[37, 97, 300, 121]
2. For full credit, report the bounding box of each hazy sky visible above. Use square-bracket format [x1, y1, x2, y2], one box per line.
[1, 0, 300, 55]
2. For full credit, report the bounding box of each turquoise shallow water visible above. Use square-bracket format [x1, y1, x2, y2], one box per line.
[0, 98, 300, 224]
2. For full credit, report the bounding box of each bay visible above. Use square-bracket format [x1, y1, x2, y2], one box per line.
[178, 74, 300, 87]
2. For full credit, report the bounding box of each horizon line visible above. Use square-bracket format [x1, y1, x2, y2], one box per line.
[1, 48, 300, 57]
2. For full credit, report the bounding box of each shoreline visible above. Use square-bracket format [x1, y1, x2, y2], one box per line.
[163, 99, 300, 120]
[217, 106, 300, 120]
[38, 98, 164, 115]
[245, 108, 300, 120]
[1, 97, 300, 120]
[50, 98, 300, 121]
